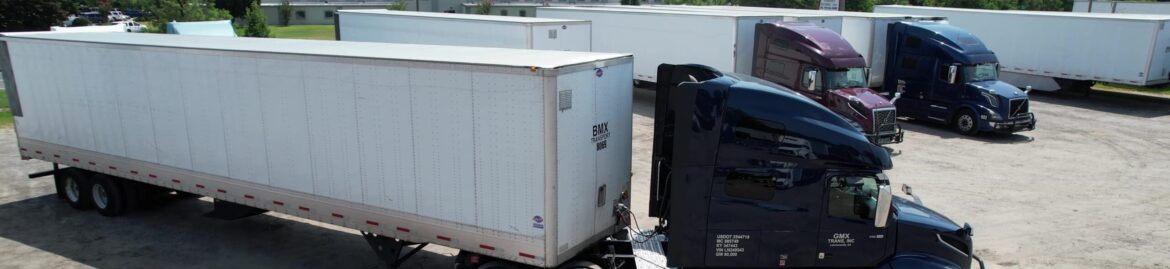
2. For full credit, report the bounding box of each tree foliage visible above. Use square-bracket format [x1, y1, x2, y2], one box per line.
[278, 1, 292, 26]
[474, 0, 492, 15]
[0, 0, 69, 32]
[141, 0, 232, 33]
[241, 0, 268, 37]
[621, 0, 641, 5]
[386, 1, 408, 10]
[215, 0, 256, 18]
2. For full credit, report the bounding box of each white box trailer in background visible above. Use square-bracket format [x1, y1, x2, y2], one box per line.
[337, 10, 591, 51]
[1074, 0, 1170, 14]
[0, 32, 633, 267]
[637, 5, 934, 88]
[876, 5, 1170, 91]
[537, 6, 790, 83]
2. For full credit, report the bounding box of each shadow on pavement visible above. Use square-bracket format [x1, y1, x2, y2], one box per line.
[0, 194, 453, 269]
[1032, 91, 1170, 119]
[899, 119, 1035, 144]
[633, 87, 656, 119]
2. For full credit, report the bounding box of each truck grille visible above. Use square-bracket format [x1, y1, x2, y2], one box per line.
[1009, 99, 1028, 118]
[873, 109, 898, 133]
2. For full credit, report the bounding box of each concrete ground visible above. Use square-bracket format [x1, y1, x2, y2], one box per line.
[1, 89, 1169, 268]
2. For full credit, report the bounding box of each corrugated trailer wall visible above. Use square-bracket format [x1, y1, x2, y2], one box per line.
[2, 33, 633, 267]
[337, 10, 591, 52]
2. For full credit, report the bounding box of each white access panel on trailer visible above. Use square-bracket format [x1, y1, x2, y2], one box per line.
[876, 5, 1170, 89]
[537, 6, 788, 82]
[0, 32, 633, 267]
[337, 10, 591, 51]
[642, 5, 933, 88]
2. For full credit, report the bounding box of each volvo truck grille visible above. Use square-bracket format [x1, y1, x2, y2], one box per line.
[873, 109, 898, 133]
[1010, 99, 1028, 118]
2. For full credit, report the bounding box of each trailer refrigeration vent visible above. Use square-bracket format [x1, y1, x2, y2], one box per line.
[559, 90, 572, 111]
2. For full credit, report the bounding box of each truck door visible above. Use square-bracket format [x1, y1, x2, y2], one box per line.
[815, 174, 888, 267]
[893, 54, 944, 122]
[928, 63, 963, 122]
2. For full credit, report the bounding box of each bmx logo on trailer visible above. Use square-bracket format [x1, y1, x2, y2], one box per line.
[533, 215, 545, 229]
[592, 122, 610, 151]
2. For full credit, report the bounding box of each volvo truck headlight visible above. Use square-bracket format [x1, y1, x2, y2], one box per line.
[980, 92, 999, 108]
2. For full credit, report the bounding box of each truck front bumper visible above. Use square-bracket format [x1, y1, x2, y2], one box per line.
[867, 125, 905, 145]
[987, 113, 1036, 133]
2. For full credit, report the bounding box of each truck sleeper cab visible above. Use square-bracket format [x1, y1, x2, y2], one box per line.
[753, 22, 904, 145]
[650, 64, 982, 269]
[883, 21, 1035, 135]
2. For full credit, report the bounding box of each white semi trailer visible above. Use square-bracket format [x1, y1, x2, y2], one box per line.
[536, 6, 791, 84]
[336, 10, 591, 51]
[1074, 0, 1170, 15]
[876, 5, 1170, 91]
[0, 32, 633, 268]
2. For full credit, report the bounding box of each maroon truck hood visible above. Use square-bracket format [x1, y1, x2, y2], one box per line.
[830, 88, 894, 110]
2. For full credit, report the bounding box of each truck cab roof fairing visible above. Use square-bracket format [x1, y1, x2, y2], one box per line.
[901, 21, 998, 65]
[759, 22, 868, 69]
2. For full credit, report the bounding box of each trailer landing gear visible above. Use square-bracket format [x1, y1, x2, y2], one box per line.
[362, 232, 429, 269]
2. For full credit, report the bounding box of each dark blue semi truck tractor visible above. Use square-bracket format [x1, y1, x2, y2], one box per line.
[882, 21, 1036, 135]
[648, 64, 984, 269]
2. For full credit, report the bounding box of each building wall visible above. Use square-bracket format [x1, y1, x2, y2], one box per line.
[262, 5, 389, 25]
[461, 6, 539, 17]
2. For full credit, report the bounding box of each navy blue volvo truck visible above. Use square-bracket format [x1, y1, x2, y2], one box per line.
[882, 21, 1035, 135]
[644, 64, 983, 269]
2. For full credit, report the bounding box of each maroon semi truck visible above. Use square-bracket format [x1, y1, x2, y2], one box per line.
[752, 22, 903, 145]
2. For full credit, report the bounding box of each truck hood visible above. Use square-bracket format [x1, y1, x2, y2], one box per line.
[967, 80, 1026, 99]
[894, 196, 959, 232]
[830, 88, 894, 110]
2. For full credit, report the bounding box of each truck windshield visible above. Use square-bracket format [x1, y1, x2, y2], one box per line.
[823, 68, 868, 90]
[962, 63, 998, 82]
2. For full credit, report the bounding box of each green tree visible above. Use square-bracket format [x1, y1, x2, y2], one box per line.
[71, 16, 92, 26]
[215, 0, 255, 18]
[277, 1, 291, 26]
[0, 0, 69, 32]
[621, 0, 641, 5]
[142, 0, 232, 33]
[241, 0, 267, 37]
[386, 1, 408, 10]
[843, 0, 875, 11]
[474, 0, 492, 15]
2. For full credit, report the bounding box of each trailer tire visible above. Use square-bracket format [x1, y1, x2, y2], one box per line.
[90, 174, 128, 217]
[953, 109, 978, 136]
[558, 260, 603, 269]
[478, 261, 521, 269]
[58, 168, 93, 210]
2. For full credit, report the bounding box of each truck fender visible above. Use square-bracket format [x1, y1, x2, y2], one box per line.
[881, 252, 963, 269]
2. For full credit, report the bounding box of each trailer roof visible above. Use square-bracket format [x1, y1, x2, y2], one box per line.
[340, 9, 589, 24]
[645, 5, 931, 19]
[878, 5, 1170, 21]
[0, 32, 629, 69]
[538, 6, 787, 18]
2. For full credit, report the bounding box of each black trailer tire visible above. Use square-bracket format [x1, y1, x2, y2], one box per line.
[119, 179, 143, 211]
[477, 261, 521, 269]
[58, 168, 93, 210]
[953, 109, 979, 136]
[90, 174, 128, 217]
[558, 260, 603, 269]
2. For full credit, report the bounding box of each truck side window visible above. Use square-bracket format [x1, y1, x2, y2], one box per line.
[826, 175, 879, 220]
[900, 57, 918, 70]
[905, 36, 921, 49]
[725, 169, 777, 201]
[763, 59, 792, 82]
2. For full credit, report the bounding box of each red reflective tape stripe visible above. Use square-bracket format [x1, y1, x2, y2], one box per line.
[72, 158, 79, 162]
[108, 166, 117, 170]
[331, 213, 344, 218]
[479, 245, 495, 251]
[216, 189, 226, 193]
[53, 154, 60, 158]
[519, 252, 535, 259]
[171, 179, 181, 183]
[88, 162, 96, 165]
[436, 235, 451, 241]
[298, 206, 310, 211]
[244, 194, 255, 199]
[273, 201, 285, 206]
[396, 227, 410, 233]
[148, 174, 157, 179]
[131, 171, 139, 175]
[195, 184, 205, 189]
[19, 148, 27, 151]
[365, 220, 380, 226]
[35, 151, 42, 154]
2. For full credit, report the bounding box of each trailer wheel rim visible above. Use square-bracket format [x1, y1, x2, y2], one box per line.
[65, 177, 81, 202]
[92, 184, 109, 209]
[958, 114, 975, 132]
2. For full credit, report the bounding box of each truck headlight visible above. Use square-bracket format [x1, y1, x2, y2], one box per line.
[980, 92, 999, 108]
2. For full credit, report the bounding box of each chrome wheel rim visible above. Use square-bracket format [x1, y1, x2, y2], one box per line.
[92, 184, 109, 209]
[65, 177, 81, 202]
[958, 115, 975, 132]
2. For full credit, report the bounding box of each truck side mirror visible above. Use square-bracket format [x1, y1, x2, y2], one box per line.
[806, 69, 818, 91]
[947, 65, 958, 84]
[875, 185, 893, 228]
[890, 92, 902, 104]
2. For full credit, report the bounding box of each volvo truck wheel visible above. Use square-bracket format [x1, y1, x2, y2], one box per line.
[58, 168, 93, 210]
[90, 174, 128, 217]
[953, 109, 979, 136]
